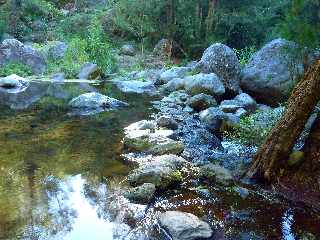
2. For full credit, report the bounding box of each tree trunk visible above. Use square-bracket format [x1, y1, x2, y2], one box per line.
[246, 60, 320, 182]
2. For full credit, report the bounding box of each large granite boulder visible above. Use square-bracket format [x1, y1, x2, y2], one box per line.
[159, 211, 213, 240]
[0, 39, 47, 74]
[197, 43, 241, 95]
[184, 73, 225, 98]
[241, 39, 311, 105]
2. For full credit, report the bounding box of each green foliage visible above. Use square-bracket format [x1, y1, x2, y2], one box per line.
[0, 3, 9, 38]
[47, 38, 89, 78]
[234, 46, 256, 66]
[86, 19, 116, 73]
[0, 62, 33, 77]
[227, 108, 284, 146]
[21, 0, 62, 22]
[112, 0, 288, 56]
[277, 0, 320, 48]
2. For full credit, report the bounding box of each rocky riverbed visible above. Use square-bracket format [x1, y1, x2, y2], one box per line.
[0, 37, 319, 240]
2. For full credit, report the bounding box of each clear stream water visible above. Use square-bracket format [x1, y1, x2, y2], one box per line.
[0, 81, 319, 240]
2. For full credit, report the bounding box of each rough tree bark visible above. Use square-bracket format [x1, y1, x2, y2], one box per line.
[246, 60, 320, 182]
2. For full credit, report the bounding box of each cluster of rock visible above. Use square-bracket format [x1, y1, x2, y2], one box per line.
[0, 38, 103, 80]
[0, 39, 46, 74]
[110, 38, 320, 240]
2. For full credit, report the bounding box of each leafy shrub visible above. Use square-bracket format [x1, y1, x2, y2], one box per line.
[234, 46, 256, 67]
[21, 0, 62, 22]
[86, 19, 116, 73]
[0, 63, 33, 77]
[227, 108, 284, 146]
[46, 23, 116, 78]
[47, 38, 89, 78]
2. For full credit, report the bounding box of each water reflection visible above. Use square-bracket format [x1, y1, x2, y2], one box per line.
[0, 81, 154, 239]
[49, 175, 113, 240]
[282, 209, 295, 240]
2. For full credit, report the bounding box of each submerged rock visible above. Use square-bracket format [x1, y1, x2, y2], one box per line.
[127, 155, 187, 187]
[69, 92, 128, 115]
[159, 211, 213, 240]
[197, 43, 241, 95]
[125, 120, 156, 131]
[124, 183, 156, 203]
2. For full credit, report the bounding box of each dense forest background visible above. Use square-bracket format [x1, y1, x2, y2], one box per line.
[0, 0, 319, 65]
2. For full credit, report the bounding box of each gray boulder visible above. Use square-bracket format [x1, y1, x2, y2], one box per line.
[128, 155, 187, 187]
[123, 128, 184, 155]
[234, 93, 257, 112]
[200, 107, 240, 132]
[48, 41, 68, 61]
[159, 211, 213, 240]
[78, 63, 101, 80]
[198, 163, 233, 185]
[124, 183, 156, 203]
[197, 43, 241, 95]
[241, 39, 308, 105]
[184, 73, 225, 98]
[69, 92, 128, 113]
[120, 44, 136, 56]
[160, 67, 192, 84]
[133, 69, 164, 84]
[161, 77, 186, 92]
[113, 80, 157, 95]
[0, 38, 47, 74]
[156, 116, 179, 130]
[186, 93, 217, 112]
[220, 93, 257, 114]
[161, 90, 190, 106]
